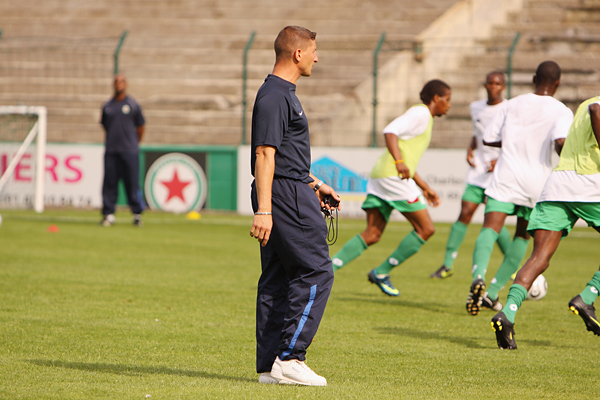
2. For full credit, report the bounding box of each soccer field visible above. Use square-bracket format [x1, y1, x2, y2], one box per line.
[1, 209, 599, 399]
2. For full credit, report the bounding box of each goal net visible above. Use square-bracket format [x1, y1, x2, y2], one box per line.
[0, 106, 47, 212]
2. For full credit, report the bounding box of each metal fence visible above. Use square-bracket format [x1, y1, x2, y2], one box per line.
[0, 32, 596, 149]
[0, 35, 122, 143]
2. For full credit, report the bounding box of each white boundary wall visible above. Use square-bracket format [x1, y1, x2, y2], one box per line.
[0, 143, 103, 209]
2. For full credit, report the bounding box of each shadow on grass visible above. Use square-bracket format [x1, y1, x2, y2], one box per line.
[377, 326, 488, 349]
[26, 359, 254, 382]
[334, 293, 464, 316]
[377, 326, 553, 349]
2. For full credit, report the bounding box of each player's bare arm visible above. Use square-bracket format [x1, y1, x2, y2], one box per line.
[309, 173, 341, 211]
[250, 145, 275, 247]
[467, 136, 477, 167]
[384, 133, 409, 179]
[585, 103, 600, 234]
[554, 138, 566, 155]
[589, 103, 600, 146]
[137, 125, 145, 142]
[413, 172, 440, 207]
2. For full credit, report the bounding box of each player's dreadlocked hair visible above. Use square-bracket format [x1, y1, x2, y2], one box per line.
[420, 79, 451, 104]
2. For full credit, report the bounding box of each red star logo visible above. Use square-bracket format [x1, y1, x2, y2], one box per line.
[160, 168, 192, 203]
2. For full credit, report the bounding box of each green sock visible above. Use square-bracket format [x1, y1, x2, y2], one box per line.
[502, 284, 528, 323]
[331, 234, 368, 271]
[471, 227, 499, 282]
[443, 221, 468, 268]
[579, 271, 600, 305]
[376, 230, 426, 275]
[496, 226, 512, 255]
[486, 237, 530, 300]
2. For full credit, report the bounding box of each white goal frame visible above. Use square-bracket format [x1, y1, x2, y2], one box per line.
[0, 106, 47, 213]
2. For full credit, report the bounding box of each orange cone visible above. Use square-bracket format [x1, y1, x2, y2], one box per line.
[47, 225, 59, 233]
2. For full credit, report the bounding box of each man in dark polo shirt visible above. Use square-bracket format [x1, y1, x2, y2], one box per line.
[100, 74, 145, 227]
[249, 26, 341, 386]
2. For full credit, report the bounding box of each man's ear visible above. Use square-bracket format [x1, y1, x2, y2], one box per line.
[293, 48, 302, 63]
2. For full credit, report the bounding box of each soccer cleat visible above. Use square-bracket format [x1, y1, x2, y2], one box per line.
[270, 357, 327, 386]
[100, 214, 115, 227]
[430, 265, 453, 279]
[568, 295, 600, 336]
[481, 292, 503, 311]
[133, 214, 143, 227]
[491, 311, 517, 349]
[466, 278, 486, 316]
[258, 372, 279, 384]
[368, 269, 400, 296]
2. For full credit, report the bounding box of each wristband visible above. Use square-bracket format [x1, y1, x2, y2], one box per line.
[313, 180, 324, 192]
[254, 212, 272, 215]
[394, 159, 404, 164]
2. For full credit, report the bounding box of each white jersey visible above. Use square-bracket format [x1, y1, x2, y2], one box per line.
[484, 93, 573, 208]
[366, 176, 423, 203]
[367, 106, 431, 201]
[465, 99, 506, 188]
[383, 105, 431, 139]
[539, 99, 600, 203]
[538, 170, 600, 202]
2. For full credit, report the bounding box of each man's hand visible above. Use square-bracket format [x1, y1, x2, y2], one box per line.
[466, 148, 476, 168]
[315, 183, 341, 211]
[395, 161, 410, 180]
[487, 158, 498, 172]
[250, 214, 273, 247]
[422, 187, 440, 207]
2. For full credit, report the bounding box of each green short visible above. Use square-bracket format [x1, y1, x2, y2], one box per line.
[362, 194, 427, 222]
[527, 201, 600, 237]
[461, 184, 486, 204]
[485, 196, 533, 221]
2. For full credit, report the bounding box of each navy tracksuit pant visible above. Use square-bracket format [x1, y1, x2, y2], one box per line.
[251, 178, 334, 373]
[102, 151, 143, 216]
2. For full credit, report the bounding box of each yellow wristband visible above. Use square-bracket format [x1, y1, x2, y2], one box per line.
[394, 159, 404, 164]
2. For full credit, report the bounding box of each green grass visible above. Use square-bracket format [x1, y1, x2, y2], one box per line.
[0, 209, 599, 399]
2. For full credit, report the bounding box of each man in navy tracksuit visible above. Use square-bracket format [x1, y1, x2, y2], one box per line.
[249, 26, 341, 386]
[100, 74, 145, 227]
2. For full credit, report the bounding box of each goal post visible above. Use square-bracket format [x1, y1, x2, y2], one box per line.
[0, 106, 47, 213]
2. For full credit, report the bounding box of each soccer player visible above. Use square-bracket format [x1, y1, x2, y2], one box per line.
[431, 72, 512, 279]
[330, 80, 450, 296]
[491, 96, 600, 350]
[465, 61, 573, 316]
[249, 26, 341, 386]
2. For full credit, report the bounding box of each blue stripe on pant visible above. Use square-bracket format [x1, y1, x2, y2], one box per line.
[252, 178, 334, 373]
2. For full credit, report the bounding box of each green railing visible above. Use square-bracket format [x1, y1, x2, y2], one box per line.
[241, 31, 256, 145]
[371, 32, 386, 148]
[506, 32, 521, 99]
[113, 30, 128, 76]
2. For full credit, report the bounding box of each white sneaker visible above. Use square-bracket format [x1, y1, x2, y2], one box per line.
[100, 214, 115, 227]
[258, 372, 278, 384]
[270, 357, 327, 386]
